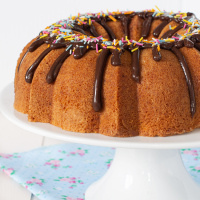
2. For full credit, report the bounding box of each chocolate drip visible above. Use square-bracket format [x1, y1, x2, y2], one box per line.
[25, 48, 52, 83]
[152, 45, 161, 61]
[111, 49, 121, 65]
[175, 40, 184, 48]
[74, 46, 88, 59]
[161, 42, 174, 50]
[17, 50, 29, 71]
[142, 43, 152, 48]
[100, 19, 116, 40]
[18, 39, 45, 71]
[187, 12, 194, 16]
[138, 12, 147, 19]
[93, 49, 110, 111]
[46, 49, 71, 84]
[72, 25, 86, 35]
[184, 38, 194, 48]
[118, 15, 129, 37]
[51, 43, 66, 49]
[171, 46, 196, 117]
[131, 48, 140, 83]
[161, 24, 183, 39]
[153, 20, 169, 37]
[141, 16, 153, 38]
[28, 39, 45, 52]
[89, 42, 97, 50]
[194, 43, 200, 51]
[90, 24, 100, 37]
[26, 43, 67, 83]
[191, 34, 200, 42]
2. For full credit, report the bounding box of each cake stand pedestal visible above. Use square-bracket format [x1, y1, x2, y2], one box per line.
[86, 148, 200, 200]
[1, 83, 200, 200]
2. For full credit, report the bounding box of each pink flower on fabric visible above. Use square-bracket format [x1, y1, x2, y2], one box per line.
[195, 166, 200, 170]
[34, 179, 43, 186]
[45, 159, 63, 169]
[183, 150, 198, 156]
[0, 153, 13, 158]
[26, 177, 44, 186]
[106, 159, 113, 168]
[49, 160, 60, 167]
[60, 177, 76, 183]
[26, 180, 32, 184]
[66, 197, 84, 200]
[76, 149, 85, 156]
[55, 176, 84, 189]
[3, 168, 15, 176]
[68, 148, 88, 156]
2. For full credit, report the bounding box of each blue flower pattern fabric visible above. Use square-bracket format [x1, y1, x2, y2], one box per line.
[0, 144, 199, 200]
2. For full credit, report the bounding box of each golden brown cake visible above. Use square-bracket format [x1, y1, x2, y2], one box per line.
[14, 9, 200, 137]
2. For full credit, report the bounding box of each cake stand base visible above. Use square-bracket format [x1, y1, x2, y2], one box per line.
[85, 148, 200, 200]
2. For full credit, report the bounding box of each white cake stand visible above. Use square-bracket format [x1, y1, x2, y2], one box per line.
[1, 83, 200, 200]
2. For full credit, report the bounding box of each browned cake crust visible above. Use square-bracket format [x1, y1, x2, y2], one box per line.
[14, 10, 200, 137]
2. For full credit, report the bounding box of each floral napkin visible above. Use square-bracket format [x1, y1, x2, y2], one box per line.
[0, 143, 199, 200]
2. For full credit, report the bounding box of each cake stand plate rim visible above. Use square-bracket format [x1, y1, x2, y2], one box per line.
[1, 82, 200, 149]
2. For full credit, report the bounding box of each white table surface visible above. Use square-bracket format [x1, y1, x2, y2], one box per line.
[0, 111, 65, 200]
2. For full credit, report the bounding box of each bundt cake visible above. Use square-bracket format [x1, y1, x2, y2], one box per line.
[14, 8, 200, 137]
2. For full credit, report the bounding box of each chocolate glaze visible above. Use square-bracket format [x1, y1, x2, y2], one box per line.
[171, 46, 196, 117]
[141, 16, 153, 38]
[191, 34, 200, 42]
[19, 10, 200, 116]
[74, 45, 88, 59]
[72, 25, 87, 35]
[93, 49, 110, 111]
[25, 48, 52, 83]
[46, 49, 72, 84]
[100, 19, 116, 40]
[138, 12, 147, 19]
[142, 43, 152, 48]
[25, 43, 66, 83]
[118, 15, 129, 37]
[29, 39, 45, 52]
[152, 45, 162, 61]
[90, 24, 100, 37]
[184, 38, 194, 48]
[153, 20, 170, 37]
[111, 49, 121, 66]
[194, 43, 200, 51]
[17, 50, 29, 71]
[161, 24, 183, 39]
[18, 38, 45, 71]
[161, 42, 175, 50]
[175, 40, 184, 48]
[131, 48, 140, 83]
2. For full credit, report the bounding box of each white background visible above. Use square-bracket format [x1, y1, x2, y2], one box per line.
[0, 1, 200, 199]
[0, 0, 200, 92]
